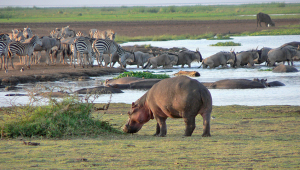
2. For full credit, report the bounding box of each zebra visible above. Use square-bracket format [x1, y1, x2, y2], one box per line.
[76, 31, 88, 37]
[0, 33, 10, 40]
[71, 37, 95, 67]
[11, 29, 25, 41]
[0, 38, 11, 70]
[92, 39, 130, 67]
[93, 30, 107, 39]
[8, 35, 42, 69]
[50, 28, 62, 39]
[23, 27, 33, 39]
[106, 29, 116, 41]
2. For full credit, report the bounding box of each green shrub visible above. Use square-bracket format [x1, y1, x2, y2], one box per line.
[114, 71, 170, 79]
[210, 41, 241, 46]
[0, 97, 121, 138]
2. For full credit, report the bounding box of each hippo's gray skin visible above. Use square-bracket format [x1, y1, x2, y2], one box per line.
[272, 64, 299, 73]
[123, 76, 212, 137]
[202, 79, 266, 89]
[105, 77, 162, 89]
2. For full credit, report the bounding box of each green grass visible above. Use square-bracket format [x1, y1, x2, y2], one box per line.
[258, 68, 273, 71]
[210, 41, 241, 46]
[0, 104, 299, 169]
[1, 3, 300, 23]
[113, 71, 170, 79]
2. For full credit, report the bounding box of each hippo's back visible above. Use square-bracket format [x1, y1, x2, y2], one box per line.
[146, 76, 212, 117]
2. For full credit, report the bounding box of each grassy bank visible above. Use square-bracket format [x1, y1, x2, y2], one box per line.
[1, 103, 299, 169]
[114, 25, 300, 43]
[0, 3, 300, 23]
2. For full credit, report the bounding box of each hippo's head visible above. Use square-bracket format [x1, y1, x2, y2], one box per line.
[123, 102, 153, 134]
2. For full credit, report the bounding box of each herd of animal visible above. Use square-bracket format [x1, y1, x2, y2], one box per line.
[0, 12, 299, 71]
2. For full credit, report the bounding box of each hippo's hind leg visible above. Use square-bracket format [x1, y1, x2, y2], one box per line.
[183, 117, 196, 136]
[154, 117, 167, 137]
[201, 112, 211, 137]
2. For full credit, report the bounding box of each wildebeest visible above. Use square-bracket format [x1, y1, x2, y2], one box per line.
[257, 12, 275, 27]
[123, 76, 212, 137]
[143, 53, 178, 69]
[267, 45, 300, 66]
[235, 50, 259, 67]
[124, 51, 154, 68]
[255, 47, 272, 64]
[61, 26, 75, 38]
[33, 36, 61, 65]
[202, 51, 236, 68]
[102, 53, 120, 67]
[175, 49, 203, 68]
[280, 41, 300, 48]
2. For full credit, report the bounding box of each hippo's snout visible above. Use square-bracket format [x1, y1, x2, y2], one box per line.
[123, 124, 140, 134]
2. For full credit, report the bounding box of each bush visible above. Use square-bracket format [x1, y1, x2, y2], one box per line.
[0, 96, 121, 138]
[210, 41, 241, 46]
[114, 71, 170, 79]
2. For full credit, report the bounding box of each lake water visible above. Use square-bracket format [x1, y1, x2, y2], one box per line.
[1, 35, 300, 107]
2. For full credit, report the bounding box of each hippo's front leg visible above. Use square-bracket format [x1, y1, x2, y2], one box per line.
[183, 117, 196, 136]
[155, 117, 167, 137]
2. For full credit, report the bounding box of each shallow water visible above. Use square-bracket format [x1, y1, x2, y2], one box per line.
[1, 35, 300, 107]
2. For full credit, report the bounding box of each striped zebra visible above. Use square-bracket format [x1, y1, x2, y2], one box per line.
[93, 30, 107, 39]
[0, 38, 11, 70]
[8, 35, 42, 69]
[92, 39, 130, 67]
[71, 37, 95, 67]
[11, 29, 25, 41]
[0, 33, 10, 40]
[106, 29, 116, 41]
[76, 31, 88, 37]
[23, 27, 33, 39]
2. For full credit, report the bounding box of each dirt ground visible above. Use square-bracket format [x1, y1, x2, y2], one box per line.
[1, 19, 299, 37]
[1, 19, 300, 85]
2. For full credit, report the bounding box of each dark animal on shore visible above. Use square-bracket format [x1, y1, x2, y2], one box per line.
[272, 64, 299, 73]
[257, 12, 275, 27]
[235, 50, 259, 67]
[202, 79, 266, 89]
[123, 76, 212, 137]
[175, 49, 203, 68]
[267, 45, 300, 66]
[255, 47, 272, 65]
[202, 51, 236, 68]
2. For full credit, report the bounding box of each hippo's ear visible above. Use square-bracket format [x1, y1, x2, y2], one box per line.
[132, 102, 135, 107]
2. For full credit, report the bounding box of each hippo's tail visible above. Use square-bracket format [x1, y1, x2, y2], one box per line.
[199, 86, 213, 119]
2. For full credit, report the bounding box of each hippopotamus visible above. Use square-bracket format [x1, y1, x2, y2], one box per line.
[272, 64, 299, 73]
[105, 77, 162, 89]
[202, 79, 266, 89]
[123, 76, 212, 137]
